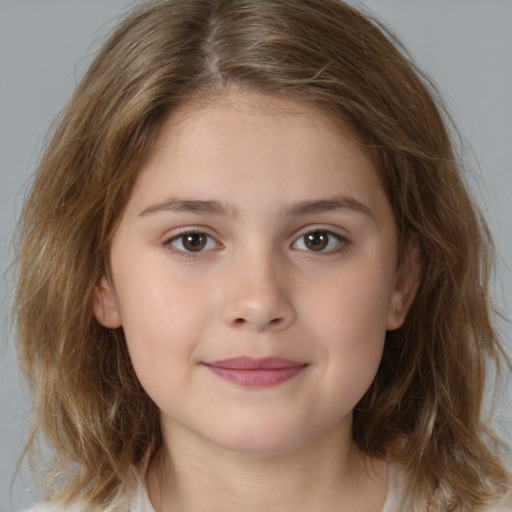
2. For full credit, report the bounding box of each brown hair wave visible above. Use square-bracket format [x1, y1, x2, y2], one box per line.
[14, 0, 510, 509]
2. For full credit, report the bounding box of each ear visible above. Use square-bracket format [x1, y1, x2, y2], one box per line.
[386, 240, 421, 331]
[92, 276, 122, 328]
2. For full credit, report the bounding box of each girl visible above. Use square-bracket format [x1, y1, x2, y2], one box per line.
[13, 0, 511, 510]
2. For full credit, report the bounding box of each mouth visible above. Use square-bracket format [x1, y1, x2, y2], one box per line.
[202, 357, 308, 388]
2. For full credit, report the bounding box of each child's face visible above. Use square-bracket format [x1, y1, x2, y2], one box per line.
[94, 91, 416, 455]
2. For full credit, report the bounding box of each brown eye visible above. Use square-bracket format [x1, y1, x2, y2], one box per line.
[292, 229, 346, 254]
[304, 231, 329, 251]
[181, 233, 207, 252]
[167, 231, 218, 255]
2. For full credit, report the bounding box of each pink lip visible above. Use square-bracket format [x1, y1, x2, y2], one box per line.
[203, 357, 308, 387]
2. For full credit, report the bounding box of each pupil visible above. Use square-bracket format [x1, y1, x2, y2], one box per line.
[305, 232, 328, 251]
[183, 233, 206, 251]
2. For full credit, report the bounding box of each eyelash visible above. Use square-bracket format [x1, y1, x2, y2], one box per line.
[163, 229, 221, 260]
[291, 227, 349, 256]
[163, 226, 349, 259]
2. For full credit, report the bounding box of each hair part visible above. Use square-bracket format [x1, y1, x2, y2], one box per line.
[14, 0, 510, 509]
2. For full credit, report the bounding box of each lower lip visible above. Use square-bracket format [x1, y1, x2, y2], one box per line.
[204, 365, 307, 387]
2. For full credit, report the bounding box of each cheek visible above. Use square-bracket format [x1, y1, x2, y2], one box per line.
[307, 257, 395, 335]
[305, 262, 393, 387]
[115, 269, 214, 378]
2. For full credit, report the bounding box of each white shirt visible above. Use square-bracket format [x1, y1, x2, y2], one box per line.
[23, 465, 512, 512]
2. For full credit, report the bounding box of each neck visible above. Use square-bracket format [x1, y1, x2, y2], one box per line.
[147, 424, 387, 512]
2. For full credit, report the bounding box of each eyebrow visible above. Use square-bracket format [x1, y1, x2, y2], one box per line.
[139, 197, 239, 217]
[286, 196, 373, 218]
[139, 194, 373, 219]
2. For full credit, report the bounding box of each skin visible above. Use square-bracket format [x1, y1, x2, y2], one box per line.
[93, 90, 419, 512]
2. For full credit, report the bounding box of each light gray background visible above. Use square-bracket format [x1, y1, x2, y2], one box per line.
[1, 1, 511, 510]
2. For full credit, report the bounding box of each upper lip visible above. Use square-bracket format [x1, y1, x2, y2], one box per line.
[203, 357, 307, 370]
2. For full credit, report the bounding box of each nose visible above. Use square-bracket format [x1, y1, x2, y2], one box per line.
[221, 251, 296, 332]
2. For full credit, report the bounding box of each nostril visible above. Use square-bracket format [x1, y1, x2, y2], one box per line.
[232, 317, 282, 327]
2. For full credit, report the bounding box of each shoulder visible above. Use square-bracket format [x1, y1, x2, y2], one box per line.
[21, 504, 83, 512]
[19, 476, 151, 512]
[21, 502, 118, 512]
[488, 486, 512, 512]
[20, 501, 126, 512]
[385, 463, 512, 512]
[20, 497, 124, 512]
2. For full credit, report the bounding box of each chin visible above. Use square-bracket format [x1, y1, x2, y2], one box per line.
[201, 419, 325, 457]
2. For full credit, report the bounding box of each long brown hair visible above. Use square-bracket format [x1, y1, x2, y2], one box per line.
[14, 0, 510, 509]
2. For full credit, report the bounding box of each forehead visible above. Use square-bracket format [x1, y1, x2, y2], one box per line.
[124, 89, 386, 218]
[155, 90, 358, 154]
